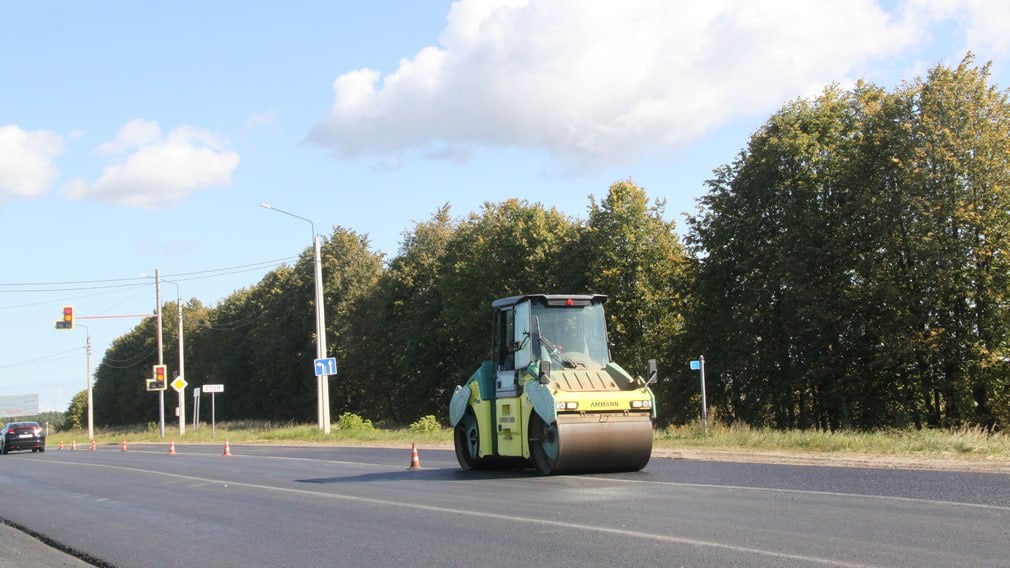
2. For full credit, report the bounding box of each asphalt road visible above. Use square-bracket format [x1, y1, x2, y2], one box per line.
[1, 443, 1007, 567]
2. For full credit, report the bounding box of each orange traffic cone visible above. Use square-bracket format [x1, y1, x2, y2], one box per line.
[58, 440, 64, 450]
[120, 440, 128, 452]
[168, 440, 177, 455]
[407, 443, 422, 470]
[90, 439, 96, 451]
[222, 439, 232, 457]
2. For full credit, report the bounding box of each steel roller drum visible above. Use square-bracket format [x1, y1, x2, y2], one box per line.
[532, 413, 653, 474]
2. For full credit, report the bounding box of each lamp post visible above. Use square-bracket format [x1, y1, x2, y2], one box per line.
[261, 203, 331, 433]
[160, 278, 186, 436]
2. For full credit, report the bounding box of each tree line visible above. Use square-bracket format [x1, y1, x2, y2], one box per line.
[84, 55, 1010, 431]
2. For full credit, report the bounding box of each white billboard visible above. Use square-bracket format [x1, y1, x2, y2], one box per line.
[0, 394, 40, 418]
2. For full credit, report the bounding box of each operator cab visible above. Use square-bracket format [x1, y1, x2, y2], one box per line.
[492, 294, 610, 397]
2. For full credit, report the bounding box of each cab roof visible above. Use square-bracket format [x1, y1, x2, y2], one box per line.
[491, 294, 606, 309]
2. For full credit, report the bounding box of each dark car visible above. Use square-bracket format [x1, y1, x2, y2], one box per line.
[0, 421, 46, 454]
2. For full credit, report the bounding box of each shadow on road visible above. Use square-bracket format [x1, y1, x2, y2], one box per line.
[296, 467, 536, 484]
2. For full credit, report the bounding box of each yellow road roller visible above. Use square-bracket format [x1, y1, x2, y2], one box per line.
[449, 294, 656, 475]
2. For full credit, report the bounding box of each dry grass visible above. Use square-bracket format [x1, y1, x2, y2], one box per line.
[54, 419, 1010, 462]
[656, 421, 1010, 460]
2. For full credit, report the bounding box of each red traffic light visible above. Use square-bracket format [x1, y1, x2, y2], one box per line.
[150, 364, 168, 390]
[55, 305, 75, 330]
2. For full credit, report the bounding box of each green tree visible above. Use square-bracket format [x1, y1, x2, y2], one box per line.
[92, 316, 160, 426]
[63, 390, 87, 430]
[579, 180, 690, 420]
[434, 199, 580, 418]
[354, 205, 457, 422]
[688, 54, 1010, 429]
[320, 227, 384, 419]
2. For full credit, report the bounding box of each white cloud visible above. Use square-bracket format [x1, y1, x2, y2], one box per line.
[67, 119, 240, 209]
[902, 0, 1010, 56]
[307, 0, 1008, 166]
[0, 125, 64, 200]
[244, 110, 278, 129]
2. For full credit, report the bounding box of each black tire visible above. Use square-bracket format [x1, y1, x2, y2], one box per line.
[529, 413, 561, 475]
[454, 409, 482, 470]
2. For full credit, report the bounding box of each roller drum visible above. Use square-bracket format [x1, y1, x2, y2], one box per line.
[531, 413, 653, 474]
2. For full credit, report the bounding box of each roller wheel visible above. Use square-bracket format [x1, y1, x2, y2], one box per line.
[454, 409, 482, 470]
[529, 413, 560, 475]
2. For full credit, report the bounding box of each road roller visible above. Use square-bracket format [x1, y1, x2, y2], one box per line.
[449, 294, 656, 475]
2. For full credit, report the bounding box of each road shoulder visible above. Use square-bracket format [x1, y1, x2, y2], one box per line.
[0, 522, 97, 568]
[654, 448, 1010, 473]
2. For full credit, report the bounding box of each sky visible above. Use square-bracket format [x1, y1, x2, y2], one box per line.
[3, 0, 1010, 415]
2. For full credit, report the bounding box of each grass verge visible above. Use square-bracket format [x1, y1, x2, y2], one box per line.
[51, 419, 1010, 464]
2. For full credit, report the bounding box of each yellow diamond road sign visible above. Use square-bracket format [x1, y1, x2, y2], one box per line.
[171, 377, 188, 392]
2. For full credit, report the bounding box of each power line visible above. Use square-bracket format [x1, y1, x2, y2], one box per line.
[0, 257, 298, 295]
[0, 347, 83, 370]
[163, 257, 299, 279]
[100, 345, 159, 369]
[0, 281, 150, 294]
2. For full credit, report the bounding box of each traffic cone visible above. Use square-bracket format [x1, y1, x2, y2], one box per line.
[90, 439, 96, 451]
[222, 439, 232, 457]
[58, 440, 64, 450]
[120, 440, 128, 452]
[168, 440, 176, 455]
[71, 440, 77, 451]
[407, 443, 422, 470]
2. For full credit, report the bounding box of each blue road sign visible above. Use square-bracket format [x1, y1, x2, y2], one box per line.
[314, 357, 338, 376]
[690, 360, 701, 371]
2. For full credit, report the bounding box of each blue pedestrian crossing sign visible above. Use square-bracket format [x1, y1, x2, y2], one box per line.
[690, 360, 702, 371]
[314, 357, 338, 376]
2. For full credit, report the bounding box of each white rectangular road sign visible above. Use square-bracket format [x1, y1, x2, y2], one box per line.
[203, 384, 224, 393]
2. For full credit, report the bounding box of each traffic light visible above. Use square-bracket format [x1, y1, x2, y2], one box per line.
[148, 364, 168, 391]
[55, 305, 75, 330]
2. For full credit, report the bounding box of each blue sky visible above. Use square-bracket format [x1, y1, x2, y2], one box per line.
[3, 0, 1010, 414]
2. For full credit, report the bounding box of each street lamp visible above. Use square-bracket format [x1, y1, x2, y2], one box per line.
[261, 203, 331, 433]
[159, 278, 186, 436]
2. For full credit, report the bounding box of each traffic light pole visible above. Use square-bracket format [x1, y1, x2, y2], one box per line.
[57, 306, 154, 441]
[155, 269, 165, 438]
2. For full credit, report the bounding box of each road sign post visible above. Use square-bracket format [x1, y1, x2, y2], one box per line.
[690, 356, 708, 435]
[193, 387, 200, 430]
[203, 384, 224, 438]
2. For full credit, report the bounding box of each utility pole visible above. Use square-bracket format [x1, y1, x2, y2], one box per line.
[77, 324, 94, 441]
[86, 330, 93, 441]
